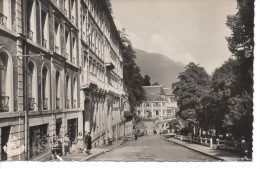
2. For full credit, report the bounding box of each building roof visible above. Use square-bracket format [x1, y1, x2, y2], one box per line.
[145, 93, 167, 102]
[163, 88, 174, 96]
[143, 86, 165, 95]
[170, 96, 177, 102]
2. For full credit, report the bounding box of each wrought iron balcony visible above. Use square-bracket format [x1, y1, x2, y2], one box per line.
[66, 99, 70, 108]
[27, 30, 33, 40]
[56, 98, 60, 109]
[43, 98, 48, 110]
[42, 39, 47, 48]
[71, 16, 74, 23]
[64, 9, 68, 16]
[0, 13, 7, 26]
[55, 45, 59, 53]
[73, 100, 76, 108]
[65, 53, 69, 60]
[28, 97, 35, 111]
[0, 96, 9, 112]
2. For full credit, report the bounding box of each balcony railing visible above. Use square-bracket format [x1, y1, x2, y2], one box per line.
[71, 16, 74, 23]
[27, 30, 33, 40]
[0, 13, 7, 26]
[42, 39, 47, 48]
[55, 45, 59, 53]
[65, 53, 69, 60]
[66, 99, 70, 108]
[0, 96, 9, 112]
[12, 20, 16, 31]
[28, 97, 35, 111]
[82, 32, 86, 40]
[73, 100, 76, 108]
[64, 9, 68, 16]
[43, 98, 48, 110]
[56, 98, 60, 109]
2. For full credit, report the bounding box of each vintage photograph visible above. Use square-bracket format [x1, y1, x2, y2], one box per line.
[0, 0, 257, 165]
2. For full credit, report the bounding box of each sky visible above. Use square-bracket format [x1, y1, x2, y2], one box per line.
[110, 0, 238, 74]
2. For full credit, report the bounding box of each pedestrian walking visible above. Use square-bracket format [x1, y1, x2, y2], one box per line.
[134, 131, 138, 141]
[85, 132, 92, 154]
[64, 133, 70, 155]
[51, 134, 59, 159]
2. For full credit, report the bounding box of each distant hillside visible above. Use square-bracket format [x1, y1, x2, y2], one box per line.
[134, 49, 185, 88]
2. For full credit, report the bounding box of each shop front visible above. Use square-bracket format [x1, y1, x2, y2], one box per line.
[29, 124, 49, 159]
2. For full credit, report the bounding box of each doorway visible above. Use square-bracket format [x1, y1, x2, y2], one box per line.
[1, 126, 11, 161]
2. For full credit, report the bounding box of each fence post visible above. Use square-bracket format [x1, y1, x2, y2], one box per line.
[200, 137, 203, 144]
[210, 138, 213, 148]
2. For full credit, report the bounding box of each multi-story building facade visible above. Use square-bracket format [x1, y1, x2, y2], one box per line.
[0, 0, 131, 161]
[163, 88, 178, 118]
[136, 86, 168, 119]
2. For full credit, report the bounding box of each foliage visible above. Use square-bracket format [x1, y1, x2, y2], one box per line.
[171, 82, 178, 89]
[173, 63, 211, 133]
[105, 0, 113, 14]
[143, 75, 151, 86]
[152, 82, 160, 86]
[225, 0, 254, 156]
[119, 29, 145, 113]
[207, 59, 238, 136]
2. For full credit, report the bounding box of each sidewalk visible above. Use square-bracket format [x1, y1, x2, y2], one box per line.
[49, 138, 129, 162]
[167, 137, 247, 161]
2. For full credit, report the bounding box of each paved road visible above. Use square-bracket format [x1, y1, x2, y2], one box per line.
[91, 135, 217, 161]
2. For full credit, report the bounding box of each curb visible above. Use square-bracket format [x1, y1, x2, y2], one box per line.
[166, 138, 225, 161]
[80, 139, 127, 161]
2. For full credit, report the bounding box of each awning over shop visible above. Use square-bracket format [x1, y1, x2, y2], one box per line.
[124, 111, 133, 118]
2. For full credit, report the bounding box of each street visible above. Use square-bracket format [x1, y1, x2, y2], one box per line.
[91, 135, 217, 161]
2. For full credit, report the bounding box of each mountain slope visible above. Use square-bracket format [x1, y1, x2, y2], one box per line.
[134, 49, 185, 88]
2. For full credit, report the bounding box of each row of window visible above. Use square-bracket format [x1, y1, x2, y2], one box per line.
[137, 103, 166, 108]
[27, 0, 77, 64]
[27, 61, 78, 111]
[0, 50, 78, 113]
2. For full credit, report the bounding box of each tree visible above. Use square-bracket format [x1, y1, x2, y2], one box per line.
[152, 82, 160, 86]
[173, 63, 211, 134]
[105, 0, 113, 14]
[143, 75, 151, 86]
[119, 29, 145, 112]
[226, 0, 254, 157]
[171, 82, 178, 90]
[209, 59, 238, 137]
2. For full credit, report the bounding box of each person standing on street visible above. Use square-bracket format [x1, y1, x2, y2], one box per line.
[64, 133, 70, 155]
[85, 132, 92, 154]
[134, 130, 138, 141]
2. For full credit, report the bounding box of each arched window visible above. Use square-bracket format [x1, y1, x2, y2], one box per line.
[42, 66, 50, 110]
[28, 61, 37, 110]
[66, 74, 71, 108]
[73, 77, 77, 108]
[56, 71, 60, 109]
[0, 50, 13, 112]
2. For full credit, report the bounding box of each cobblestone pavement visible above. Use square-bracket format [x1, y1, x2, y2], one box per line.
[91, 135, 217, 162]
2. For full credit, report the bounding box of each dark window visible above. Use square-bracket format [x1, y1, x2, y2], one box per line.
[56, 118, 62, 136]
[42, 66, 48, 110]
[0, 53, 7, 96]
[67, 118, 78, 144]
